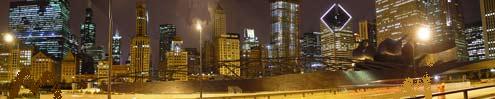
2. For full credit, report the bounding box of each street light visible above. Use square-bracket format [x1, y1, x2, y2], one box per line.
[3, 33, 15, 43]
[411, 26, 431, 77]
[416, 26, 431, 41]
[195, 20, 203, 99]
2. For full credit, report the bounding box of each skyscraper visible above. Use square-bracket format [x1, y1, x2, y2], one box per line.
[270, 0, 300, 60]
[427, 0, 467, 61]
[301, 32, 323, 71]
[112, 30, 122, 65]
[241, 28, 259, 61]
[241, 29, 262, 78]
[212, 3, 227, 71]
[320, 3, 354, 70]
[465, 22, 485, 61]
[375, 0, 428, 45]
[164, 37, 188, 81]
[185, 48, 200, 75]
[9, 0, 75, 59]
[213, 4, 227, 39]
[301, 32, 322, 57]
[80, 7, 96, 51]
[218, 33, 241, 76]
[130, 1, 151, 82]
[481, 0, 495, 59]
[358, 20, 377, 47]
[159, 24, 176, 62]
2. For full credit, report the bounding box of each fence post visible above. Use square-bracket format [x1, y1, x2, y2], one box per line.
[463, 91, 468, 99]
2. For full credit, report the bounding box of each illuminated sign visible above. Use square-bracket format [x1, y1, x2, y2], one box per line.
[320, 4, 352, 33]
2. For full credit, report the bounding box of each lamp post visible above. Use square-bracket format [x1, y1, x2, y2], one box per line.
[195, 22, 203, 99]
[2, 33, 18, 83]
[412, 26, 431, 76]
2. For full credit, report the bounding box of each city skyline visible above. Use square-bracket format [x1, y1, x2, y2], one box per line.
[0, 0, 482, 68]
[2, 0, 495, 98]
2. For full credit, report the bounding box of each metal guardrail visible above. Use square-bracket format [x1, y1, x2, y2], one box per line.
[408, 84, 495, 99]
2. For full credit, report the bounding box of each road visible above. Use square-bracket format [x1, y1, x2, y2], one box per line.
[0, 81, 493, 99]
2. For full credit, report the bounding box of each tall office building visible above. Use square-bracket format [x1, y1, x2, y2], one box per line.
[241, 28, 259, 61]
[270, 0, 301, 60]
[80, 7, 96, 51]
[202, 40, 215, 73]
[320, 3, 355, 70]
[375, 0, 428, 45]
[30, 52, 55, 81]
[218, 33, 241, 76]
[112, 30, 122, 65]
[301, 32, 323, 71]
[130, 1, 151, 82]
[61, 50, 77, 83]
[465, 22, 485, 61]
[9, 0, 75, 59]
[301, 32, 322, 57]
[358, 20, 377, 47]
[481, 0, 495, 59]
[164, 37, 188, 81]
[213, 4, 227, 39]
[240, 29, 262, 78]
[427, 0, 467, 61]
[185, 48, 200, 75]
[159, 24, 176, 62]
[212, 4, 227, 71]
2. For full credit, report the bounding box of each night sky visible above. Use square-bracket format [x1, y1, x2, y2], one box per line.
[0, 0, 481, 67]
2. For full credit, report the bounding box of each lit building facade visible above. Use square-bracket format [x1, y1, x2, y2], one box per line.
[218, 33, 241, 76]
[241, 28, 262, 78]
[96, 60, 109, 84]
[358, 20, 377, 47]
[481, 0, 495, 59]
[301, 32, 323, 71]
[164, 37, 188, 81]
[465, 22, 485, 61]
[159, 24, 176, 62]
[270, 0, 300, 60]
[375, 0, 428, 45]
[97, 61, 130, 84]
[112, 30, 122, 65]
[130, 1, 151, 82]
[320, 3, 354, 70]
[0, 45, 9, 82]
[7, 45, 34, 81]
[427, 0, 467, 61]
[212, 4, 226, 71]
[61, 50, 77, 83]
[241, 28, 260, 59]
[80, 7, 96, 51]
[9, 0, 76, 59]
[30, 52, 55, 81]
[301, 32, 322, 57]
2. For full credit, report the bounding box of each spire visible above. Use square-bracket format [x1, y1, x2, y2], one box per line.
[87, 0, 92, 8]
[216, 3, 223, 10]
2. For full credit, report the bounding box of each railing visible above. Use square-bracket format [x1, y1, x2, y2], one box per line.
[408, 84, 495, 99]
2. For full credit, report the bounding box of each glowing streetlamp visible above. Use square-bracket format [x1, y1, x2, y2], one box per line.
[411, 26, 431, 76]
[3, 33, 15, 43]
[416, 26, 431, 42]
